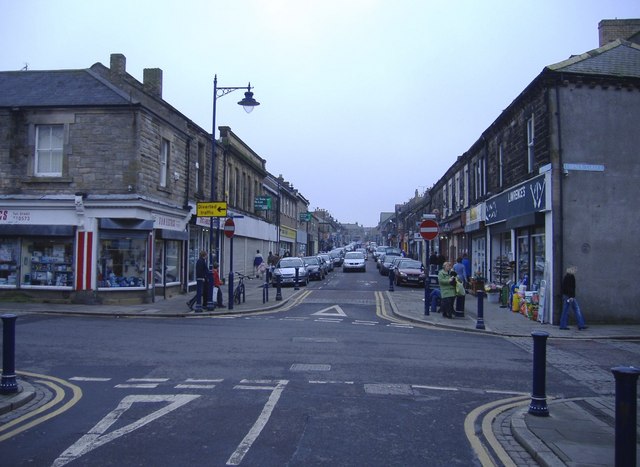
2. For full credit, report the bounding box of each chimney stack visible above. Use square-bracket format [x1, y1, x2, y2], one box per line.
[598, 19, 640, 46]
[110, 53, 126, 76]
[143, 68, 163, 98]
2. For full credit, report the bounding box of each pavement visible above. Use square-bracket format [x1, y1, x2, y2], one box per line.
[1, 277, 639, 466]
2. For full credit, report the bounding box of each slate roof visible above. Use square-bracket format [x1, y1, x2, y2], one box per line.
[546, 39, 640, 78]
[0, 68, 134, 107]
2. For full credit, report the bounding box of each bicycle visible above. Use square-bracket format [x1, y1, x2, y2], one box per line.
[233, 272, 250, 305]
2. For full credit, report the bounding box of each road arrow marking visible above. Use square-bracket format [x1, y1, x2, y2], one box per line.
[311, 305, 347, 317]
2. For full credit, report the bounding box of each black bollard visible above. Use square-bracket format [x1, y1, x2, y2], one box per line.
[294, 267, 300, 291]
[528, 331, 550, 416]
[389, 268, 395, 292]
[263, 275, 269, 304]
[611, 366, 640, 467]
[1, 314, 18, 394]
[275, 275, 283, 301]
[475, 291, 485, 329]
[424, 276, 430, 316]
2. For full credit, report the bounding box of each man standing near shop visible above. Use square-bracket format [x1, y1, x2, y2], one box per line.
[253, 250, 264, 278]
[187, 250, 208, 312]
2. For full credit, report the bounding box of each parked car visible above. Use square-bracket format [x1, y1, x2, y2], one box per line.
[393, 259, 426, 286]
[384, 247, 403, 256]
[302, 256, 325, 281]
[343, 251, 366, 272]
[329, 249, 344, 267]
[356, 248, 368, 260]
[373, 246, 387, 261]
[379, 253, 402, 276]
[376, 252, 385, 269]
[319, 253, 334, 272]
[271, 257, 309, 286]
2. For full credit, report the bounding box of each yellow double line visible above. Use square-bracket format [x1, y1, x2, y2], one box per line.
[0, 371, 82, 442]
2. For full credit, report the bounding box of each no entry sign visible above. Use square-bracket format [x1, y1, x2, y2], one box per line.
[419, 219, 439, 241]
[223, 218, 235, 238]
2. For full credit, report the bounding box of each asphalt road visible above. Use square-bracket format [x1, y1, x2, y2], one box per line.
[0, 262, 611, 466]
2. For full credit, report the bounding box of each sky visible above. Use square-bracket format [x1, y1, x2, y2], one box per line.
[2, 0, 638, 227]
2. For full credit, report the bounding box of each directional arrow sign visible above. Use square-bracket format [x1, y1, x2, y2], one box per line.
[197, 202, 227, 217]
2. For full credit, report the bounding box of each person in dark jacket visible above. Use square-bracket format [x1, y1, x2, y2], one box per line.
[559, 266, 587, 330]
[187, 250, 208, 311]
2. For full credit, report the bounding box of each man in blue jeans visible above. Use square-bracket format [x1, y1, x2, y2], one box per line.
[559, 266, 587, 330]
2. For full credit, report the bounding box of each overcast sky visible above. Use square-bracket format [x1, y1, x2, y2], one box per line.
[2, 0, 638, 227]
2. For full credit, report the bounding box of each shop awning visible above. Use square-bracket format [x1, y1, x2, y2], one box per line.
[0, 225, 75, 236]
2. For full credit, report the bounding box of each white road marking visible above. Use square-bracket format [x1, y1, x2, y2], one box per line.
[290, 364, 331, 371]
[314, 318, 343, 323]
[411, 384, 459, 392]
[51, 394, 200, 467]
[312, 305, 347, 317]
[115, 384, 160, 389]
[69, 377, 111, 382]
[127, 378, 169, 382]
[185, 378, 224, 383]
[353, 320, 378, 326]
[175, 384, 217, 389]
[388, 323, 414, 328]
[309, 380, 354, 385]
[227, 380, 289, 466]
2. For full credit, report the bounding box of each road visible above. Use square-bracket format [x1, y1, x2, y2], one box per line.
[0, 260, 631, 466]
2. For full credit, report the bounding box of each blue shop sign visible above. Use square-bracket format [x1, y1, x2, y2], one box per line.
[485, 174, 546, 225]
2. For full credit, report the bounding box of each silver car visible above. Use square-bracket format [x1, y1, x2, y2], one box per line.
[272, 257, 309, 286]
[342, 251, 366, 272]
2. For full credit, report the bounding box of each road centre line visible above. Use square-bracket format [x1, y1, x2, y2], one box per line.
[185, 378, 223, 383]
[234, 385, 277, 390]
[353, 320, 378, 325]
[126, 378, 169, 382]
[309, 380, 354, 385]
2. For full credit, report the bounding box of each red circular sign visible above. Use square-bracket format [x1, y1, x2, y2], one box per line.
[223, 218, 235, 238]
[419, 219, 439, 241]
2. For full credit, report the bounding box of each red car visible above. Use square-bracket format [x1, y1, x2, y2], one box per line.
[393, 259, 426, 286]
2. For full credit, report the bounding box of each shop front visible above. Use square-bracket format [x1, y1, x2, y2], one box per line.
[0, 208, 77, 300]
[485, 173, 551, 320]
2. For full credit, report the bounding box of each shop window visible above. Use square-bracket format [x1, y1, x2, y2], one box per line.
[0, 239, 20, 287]
[188, 229, 199, 283]
[22, 238, 74, 287]
[532, 232, 545, 291]
[98, 238, 146, 288]
[517, 232, 530, 283]
[35, 124, 63, 177]
[154, 239, 181, 286]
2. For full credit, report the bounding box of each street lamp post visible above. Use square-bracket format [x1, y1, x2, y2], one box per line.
[208, 75, 259, 310]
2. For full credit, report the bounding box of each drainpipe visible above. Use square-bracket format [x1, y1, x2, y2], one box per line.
[554, 78, 564, 324]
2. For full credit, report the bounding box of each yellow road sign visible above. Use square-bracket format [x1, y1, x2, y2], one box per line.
[197, 202, 227, 217]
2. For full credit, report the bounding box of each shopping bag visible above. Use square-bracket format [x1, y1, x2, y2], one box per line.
[456, 280, 465, 296]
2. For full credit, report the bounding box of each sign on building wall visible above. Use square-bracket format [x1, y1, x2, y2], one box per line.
[485, 174, 546, 225]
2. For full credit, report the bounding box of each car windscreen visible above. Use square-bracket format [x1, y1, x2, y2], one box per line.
[278, 259, 302, 268]
[345, 252, 364, 259]
[398, 260, 422, 269]
[303, 257, 319, 265]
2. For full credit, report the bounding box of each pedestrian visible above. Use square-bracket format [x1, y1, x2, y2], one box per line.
[559, 266, 587, 330]
[187, 250, 208, 311]
[462, 253, 471, 280]
[212, 262, 225, 308]
[267, 251, 275, 266]
[438, 261, 457, 318]
[253, 249, 264, 278]
[436, 251, 446, 269]
[453, 257, 468, 286]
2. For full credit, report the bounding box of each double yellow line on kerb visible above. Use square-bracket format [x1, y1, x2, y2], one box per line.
[0, 371, 82, 442]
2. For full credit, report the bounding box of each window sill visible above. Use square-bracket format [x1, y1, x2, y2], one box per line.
[22, 176, 72, 184]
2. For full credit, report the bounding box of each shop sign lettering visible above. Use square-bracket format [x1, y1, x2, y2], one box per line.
[485, 174, 547, 225]
[0, 209, 32, 224]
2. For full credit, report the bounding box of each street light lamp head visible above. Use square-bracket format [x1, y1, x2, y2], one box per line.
[238, 84, 260, 113]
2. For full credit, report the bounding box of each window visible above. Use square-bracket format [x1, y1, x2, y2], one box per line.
[35, 125, 63, 176]
[196, 142, 205, 194]
[474, 158, 485, 199]
[22, 238, 74, 287]
[498, 143, 504, 188]
[98, 238, 147, 288]
[527, 115, 535, 173]
[160, 139, 170, 187]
